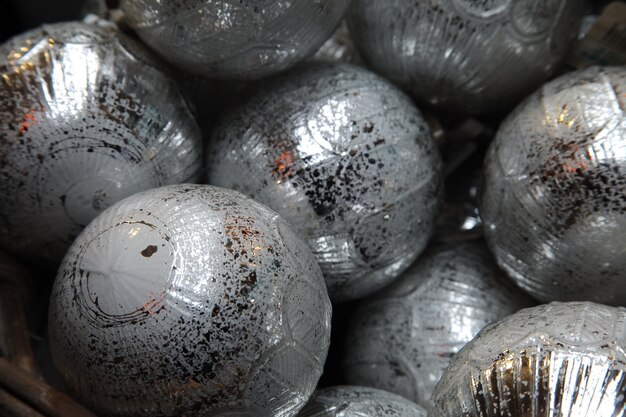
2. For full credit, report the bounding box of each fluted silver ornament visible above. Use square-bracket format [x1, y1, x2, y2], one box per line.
[480, 66, 626, 305]
[0, 21, 202, 265]
[344, 241, 533, 408]
[120, 0, 351, 80]
[429, 302, 626, 417]
[206, 63, 443, 301]
[48, 184, 331, 417]
[297, 386, 426, 417]
[347, 0, 587, 114]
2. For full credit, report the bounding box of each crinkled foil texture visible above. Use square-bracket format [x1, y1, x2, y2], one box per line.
[297, 386, 426, 417]
[480, 66, 626, 305]
[0, 22, 202, 265]
[430, 302, 626, 417]
[344, 241, 533, 407]
[48, 184, 332, 417]
[206, 63, 443, 301]
[120, 0, 351, 79]
[347, 0, 586, 114]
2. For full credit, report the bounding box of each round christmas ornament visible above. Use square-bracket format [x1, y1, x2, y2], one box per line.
[310, 20, 362, 65]
[480, 66, 626, 305]
[429, 302, 626, 417]
[344, 241, 533, 407]
[120, 0, 351, 80]
[206, 63, 443, 301]
[48, 184, 331, 417]
[297, 386, 426, 417]
[0, 21, 202, 265]
[347, 0, 587, 114]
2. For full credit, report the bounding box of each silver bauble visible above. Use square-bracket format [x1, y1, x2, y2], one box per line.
[310, 20, 362, 65]
[0, 21, 202, 265]
[206, 63, 443, 301]
[430, 302, 626, 417]
[344, 241, 533, 407]
[120, 0, 351, 80]
[297, 386, 426, 417]
[48, 184, 331, 417]
[480, 66, 626, 305]
[347, 0, 587, 114]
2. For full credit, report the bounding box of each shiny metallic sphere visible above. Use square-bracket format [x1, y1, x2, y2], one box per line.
[206, 63, 443, 301]
[347, 0, 586, 114]
[297, 386, 426, 417]
[430, 302, 626, 417]
[480, 66, 626, 305]
[344, 241, 533, 407]
[0, 21, 202, 265]
[48, 184, 332, 417]
[120, 0, 351, 79]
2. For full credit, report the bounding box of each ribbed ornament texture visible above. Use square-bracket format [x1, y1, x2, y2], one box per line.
[430, 302, 626, 417]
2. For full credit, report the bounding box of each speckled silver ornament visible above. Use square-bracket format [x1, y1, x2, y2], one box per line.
[206, 63, 443, 301]
[430, 302, 626, 417]
[344, 242, 533, 408]
[480, 66, 626, 305]
[48, 184, 331, 417]
[0, 21, 202, 265]
[347, 0, 587, 114]
[297, 386, 426, 417]
[119, 0, 351, 80]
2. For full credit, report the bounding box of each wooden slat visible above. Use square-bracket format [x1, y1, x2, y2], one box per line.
[0, 357, 97, 417]
[0, 386, 45, 417]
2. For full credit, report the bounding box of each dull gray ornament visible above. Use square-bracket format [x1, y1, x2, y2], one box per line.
[430, 301, 626, 417]
[48, 184, 331, 417]
[0, 21, 202, 265]
[120, 0, 351, 79]
[206, 63, 443, 301]
[480, 66, 626, 305]
[347, 0, 587, 114]
[344, 241, 533, 408]
[297, 386, 426, 417]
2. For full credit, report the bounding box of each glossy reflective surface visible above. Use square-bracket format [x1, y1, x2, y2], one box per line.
[206, 63, 443, 301]
[297, 386, 426, 417]
[347, 0, 586, 114]
[481, 66, 626, 305]
[0, 21, 202, 265]
[49, 184, 331, 417]
[344, 241, 533, 407]
[430, 302, 626, 417]
[121, 0, 351, 79]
